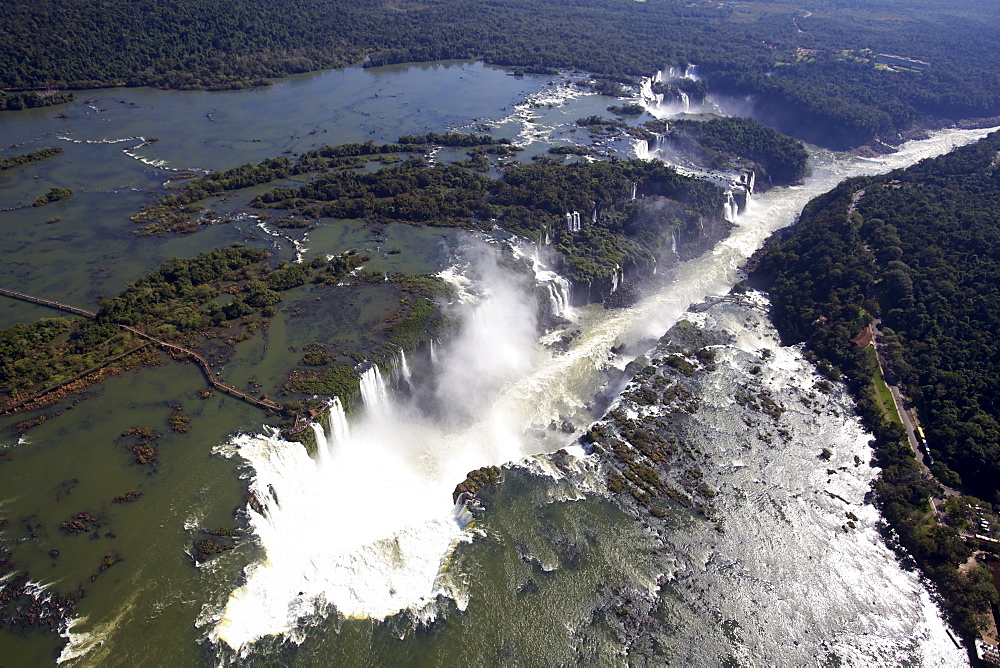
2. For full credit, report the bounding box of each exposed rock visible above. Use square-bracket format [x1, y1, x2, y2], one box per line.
[452, 465, 502, 504]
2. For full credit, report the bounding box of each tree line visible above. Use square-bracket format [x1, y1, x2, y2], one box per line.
[2, 0, 1000, 149]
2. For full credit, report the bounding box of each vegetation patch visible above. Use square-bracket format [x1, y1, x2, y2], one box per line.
[31, 187, 72, 207]
[0, 146, 62, 171]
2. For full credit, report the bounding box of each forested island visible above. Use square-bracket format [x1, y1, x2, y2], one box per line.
[132, 135, 741, 304]
[753, 130, 1000, 639]
[2, 0, 1000, 149]
[0, 147, 62, 172]
[657, 117, 810, 187]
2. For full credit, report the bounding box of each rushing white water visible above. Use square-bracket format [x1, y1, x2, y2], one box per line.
[604, 294, 968, 664]
[359, 365, 392, 419]
[723, 191, 738, 222]
[397, 349, 413, 384]
[513, 243, 575, 320]
[640, 66, 703, 119]
[215, 125, 997, 651]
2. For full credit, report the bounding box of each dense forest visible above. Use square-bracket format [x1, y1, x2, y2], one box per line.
[659, 117, 810, 186]
[753, 130, 1000, 635]
[2, 0, 1000, 148]
[0, 89, 73, 111]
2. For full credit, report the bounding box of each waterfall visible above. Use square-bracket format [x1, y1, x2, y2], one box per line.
[642, 134, 668, 161]
[671, 230, 678, 256]
[592, 206, 597, 224]
[630, 182, 637, 200]
[747, 170, 756, 194]
[723, 191, 738, 222]
[518, 244, 575, 320]
[567, 211, 581, 232]
[313, 397, 351, 466]
[360, 365, 392, 418]
[731, 187, 749, 216]
[610, 265, 621, 294]
[429, 339, 439, 366]
[311, 422, 330, 467]
[327, 397, 350, 450]
[640, 65, 700, 119]
[398, 350, 413, 384]
[546, 281, 571, 319]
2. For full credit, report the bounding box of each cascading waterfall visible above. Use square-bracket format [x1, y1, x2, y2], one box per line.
[429, 339, 439, 366]
[566, 211, 582, 232]
[360, 365, 392, 418]
[630, 182, 637, 200]
[546, 280, 572, 319]
[641, 66, 699, 119]
[723, 191, 738, 222]
[327, 397, 350, 450]
[514, 243, 575, 320]
[398, 350, 413, 384]
[310, 398, 350, 468]
[214, 125, 997, 654]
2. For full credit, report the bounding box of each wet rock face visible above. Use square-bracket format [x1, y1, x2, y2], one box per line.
[452, 465, 503, 504]
[60, 512, 102, 534]
[113, 490, 143, 504]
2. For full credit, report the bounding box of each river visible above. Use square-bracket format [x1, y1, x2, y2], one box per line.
[0, 61, 992, 666]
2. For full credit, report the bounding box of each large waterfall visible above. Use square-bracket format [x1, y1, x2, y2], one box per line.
[214, 126, 996, 653]
[640, 66, 701, 119]
[514, 243, 574, 320]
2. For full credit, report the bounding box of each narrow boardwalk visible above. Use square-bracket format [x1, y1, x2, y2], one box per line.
[0, 287, 96, 318]
[1, 287, 281, 414]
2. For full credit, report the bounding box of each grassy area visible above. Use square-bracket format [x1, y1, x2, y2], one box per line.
[868, 348, 902, 426]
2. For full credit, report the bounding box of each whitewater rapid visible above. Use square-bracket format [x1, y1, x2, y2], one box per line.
[212, 124, 997, 652]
